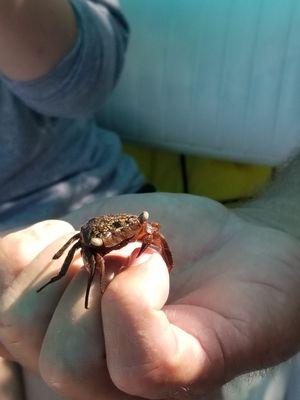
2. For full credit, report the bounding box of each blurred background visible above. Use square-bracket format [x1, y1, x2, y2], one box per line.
[98, 0, 300, 202]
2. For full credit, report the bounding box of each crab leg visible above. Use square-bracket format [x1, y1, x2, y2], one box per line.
[154, 233, 174, 271]
[93, 253, 106, 294]
[53, 233, 81, 259]
[137, 232, 173, 271]
[136, 240, 151, 257]
[37, 241, 81, 292]
[84, 250, 96, 309]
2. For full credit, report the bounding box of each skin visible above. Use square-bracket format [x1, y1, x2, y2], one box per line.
[0, 0, 77, 80]
[0, 181, 299, 399]
[0, 358, 24, 400]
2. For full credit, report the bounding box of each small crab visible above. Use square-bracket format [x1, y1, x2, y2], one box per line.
[37, 211, 173, 308]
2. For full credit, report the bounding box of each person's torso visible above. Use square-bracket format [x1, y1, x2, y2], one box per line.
[0, 84, 143, 231]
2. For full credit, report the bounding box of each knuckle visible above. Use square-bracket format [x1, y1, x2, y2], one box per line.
[111, 357, 182, 398]
[39, 366, 71, 399]
[159, 355, 184, 382]
[109, 368, 154, 398]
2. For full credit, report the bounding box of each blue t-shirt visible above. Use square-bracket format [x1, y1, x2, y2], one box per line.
[0, 0, 143, 232]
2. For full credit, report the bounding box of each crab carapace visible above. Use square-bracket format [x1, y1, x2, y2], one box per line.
[37, 211, 173, 308]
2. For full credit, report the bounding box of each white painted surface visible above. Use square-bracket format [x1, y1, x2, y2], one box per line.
[99, 0, 300, 164]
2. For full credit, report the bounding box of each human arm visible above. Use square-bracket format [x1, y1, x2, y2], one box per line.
[0, 0, 129, 118]
[0, 0, 77, 81]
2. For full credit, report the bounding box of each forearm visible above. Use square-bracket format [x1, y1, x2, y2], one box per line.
[0, 0, 77, 81]
[237, 151, 300, 238]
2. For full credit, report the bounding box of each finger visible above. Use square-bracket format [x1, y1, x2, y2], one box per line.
[39, 246, 143, 400]
[0, 220, 75, 290]
[0, 357, 25, 400]
[101, 250, 205, 400]
[0, 220, 75, 360]
[0, 231, 82, 372]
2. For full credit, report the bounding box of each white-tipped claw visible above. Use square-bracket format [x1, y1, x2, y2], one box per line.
[139, 211, 149, 222]
[90, 237, 103, 247]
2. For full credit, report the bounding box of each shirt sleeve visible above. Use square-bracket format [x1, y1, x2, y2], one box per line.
[0, 0, 129, 118]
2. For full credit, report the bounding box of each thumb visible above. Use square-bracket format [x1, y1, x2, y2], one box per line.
[101, 249, 204, 399]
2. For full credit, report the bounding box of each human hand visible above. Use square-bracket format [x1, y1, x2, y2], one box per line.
[0, 196, 224, 400]
[1, 192, 299, 400]
[55, 192, 299, 399]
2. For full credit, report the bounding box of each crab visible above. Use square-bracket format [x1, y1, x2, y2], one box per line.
[37, 211, 173, 308]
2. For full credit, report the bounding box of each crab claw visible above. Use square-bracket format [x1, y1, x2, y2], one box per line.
[90, 237, 103, 247]
[138, 211, 149, 223]
[136, 241, 150, 258]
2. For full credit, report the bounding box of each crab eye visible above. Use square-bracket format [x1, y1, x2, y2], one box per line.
[138, 211, 149, 222]
[90, 237, 103, 247]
